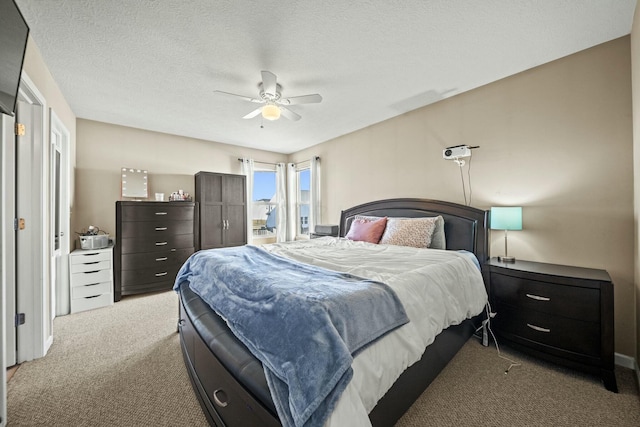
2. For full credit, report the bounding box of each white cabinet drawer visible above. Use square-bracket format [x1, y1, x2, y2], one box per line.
[71, 269, 112, 287]
[70, 250, 111, 264]
[71, 293, 113, 314]
[71, 260, 111, 274]
[71, 281, 111, 299]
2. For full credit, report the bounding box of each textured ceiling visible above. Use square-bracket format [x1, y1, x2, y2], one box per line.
[15, 0, 636, 154]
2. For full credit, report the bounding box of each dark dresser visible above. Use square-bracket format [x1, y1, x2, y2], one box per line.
[487, 258, 617, 392]
[114, 201, 197, 301]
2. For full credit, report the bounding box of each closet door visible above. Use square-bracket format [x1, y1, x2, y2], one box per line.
[223, 174, 247, 247]
[196, 173, 224, 250]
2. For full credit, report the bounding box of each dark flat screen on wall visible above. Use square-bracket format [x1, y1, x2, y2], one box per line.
[0, 0, 29, 116]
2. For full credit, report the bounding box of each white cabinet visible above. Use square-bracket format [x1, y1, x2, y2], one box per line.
[69, 245, 114, 313]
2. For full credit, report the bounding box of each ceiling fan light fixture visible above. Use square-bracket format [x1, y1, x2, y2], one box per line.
[262, 104, 281, 121]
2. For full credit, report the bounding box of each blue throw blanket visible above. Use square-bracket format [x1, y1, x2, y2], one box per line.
[174, 245, 409, 427]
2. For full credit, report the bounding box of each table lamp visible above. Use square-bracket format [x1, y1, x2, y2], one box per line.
[490, 207, 522, 263]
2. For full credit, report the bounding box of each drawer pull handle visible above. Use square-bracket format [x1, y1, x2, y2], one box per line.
[155, 272, 168, 277]
[83, 270, 100, 274]
[527, 323, 551, 333]
[526, 294, 550, 302]
[213, 389, 228, 408]
[82, 253, 100, 257]
[155, 212, 168, 215]
[156, 257, 168, 262]
[84, 283, 100, 287]
[84, 295, 100, 299]
[84, 261, 100, 265]
[155, 227, 167, 231]
[155, 242, 168, 246]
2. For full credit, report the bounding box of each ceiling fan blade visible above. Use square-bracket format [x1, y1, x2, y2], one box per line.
[214, 90, 263, 104]
[279, 94, 323, 105]
[242, 107, 263, 119]
[261, 71, 277, 97]
[280, 106, 301, 121]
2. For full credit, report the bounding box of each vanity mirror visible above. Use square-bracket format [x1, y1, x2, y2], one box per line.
[121, 168, 148, 199]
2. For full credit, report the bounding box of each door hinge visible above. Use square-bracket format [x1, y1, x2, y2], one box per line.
[15, 123, 25, 136]
[14, 218, 25, 230]
[15, 312, 25, 327]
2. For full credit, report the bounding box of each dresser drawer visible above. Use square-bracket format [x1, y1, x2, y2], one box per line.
[71, 269, 112, 287]
[119, 220, 194, 238]
[121, 263, 183, 287]
[493, 304, 600, 357]
[491, 273, 600, 322]
[70, 250, 111, 264]
[71, 281, 112, 299]
[121, 279, 174, 295]
[70, 260, 111, 274]
[120, 233, 195, 254]
[71, 293, 113, 313]
[120, 248, 193, 270]
[120, 204, 194, 222]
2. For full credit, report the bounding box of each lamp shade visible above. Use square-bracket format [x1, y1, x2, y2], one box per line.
[490, 207, 522, 230]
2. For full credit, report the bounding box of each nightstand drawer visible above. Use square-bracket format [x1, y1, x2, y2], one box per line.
[491, 273, 600, 322]
[71, 281, 112, 299]
[70, 260, 111, 274]
[71, 293, 113, 313]
[493, 304, 600, 357]
[71, 269, 112, 287]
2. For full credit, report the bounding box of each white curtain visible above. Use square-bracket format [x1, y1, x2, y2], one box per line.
[241, 158, 254, 245]
[309, 156, 321, 235]
[275, 163, 287, 243]
[286, 163, 297, 241]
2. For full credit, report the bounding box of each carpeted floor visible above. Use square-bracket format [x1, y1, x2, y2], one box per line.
[6, 290, 640, 426]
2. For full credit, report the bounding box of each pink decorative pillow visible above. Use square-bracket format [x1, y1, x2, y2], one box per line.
[379, 217, 438, 248]
[345, 217, 388, 244]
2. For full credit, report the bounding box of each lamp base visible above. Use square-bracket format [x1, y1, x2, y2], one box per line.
[497, 255, 516, 263]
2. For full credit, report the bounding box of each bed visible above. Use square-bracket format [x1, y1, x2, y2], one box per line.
[176, 198, 489, 427]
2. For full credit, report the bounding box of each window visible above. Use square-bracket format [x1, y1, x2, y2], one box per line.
[296, 165, 310, 236]
[252, 169, 277, 238]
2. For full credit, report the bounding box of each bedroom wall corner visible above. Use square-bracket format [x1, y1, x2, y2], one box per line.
[630, 0, 640, 372]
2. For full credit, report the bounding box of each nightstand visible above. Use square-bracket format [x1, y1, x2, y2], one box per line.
[487, 258, 617, 392]
[69, 244, 114, 313]
[310, 224, 339, 239]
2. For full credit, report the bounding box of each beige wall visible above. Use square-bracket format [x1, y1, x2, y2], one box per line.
[291, 37, 635, 357]
[75, 119, 286, 239]
[631, 4, 640, 366]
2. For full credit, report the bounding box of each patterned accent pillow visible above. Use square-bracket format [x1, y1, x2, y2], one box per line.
[354, 215, 445, 249]
[345, 217, 388, 244]
[379, 217, 438, 248]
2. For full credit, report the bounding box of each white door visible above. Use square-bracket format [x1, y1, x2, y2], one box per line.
[1, 112, 17, 427]
[50, 111, 70, 316]
[2, 113, 17, 368]
[15, 74, 52, 362]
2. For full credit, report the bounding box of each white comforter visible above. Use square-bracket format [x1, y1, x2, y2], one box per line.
[261, 237, 488, 427]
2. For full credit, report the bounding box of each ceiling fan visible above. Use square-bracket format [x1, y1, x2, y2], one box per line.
[214, 71, 322, 122]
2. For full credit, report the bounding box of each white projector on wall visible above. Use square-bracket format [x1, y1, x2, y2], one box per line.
[443, 145, 472, 159]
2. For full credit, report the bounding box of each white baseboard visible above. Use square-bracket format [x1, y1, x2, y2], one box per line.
[614, 352, 636, 370]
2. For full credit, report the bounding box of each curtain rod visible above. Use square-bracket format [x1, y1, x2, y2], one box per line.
[237, 157, 320, 166]
[237, 158, 279, 166]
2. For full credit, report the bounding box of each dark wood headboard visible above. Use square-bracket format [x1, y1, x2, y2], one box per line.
[339, 198, 489, 265]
